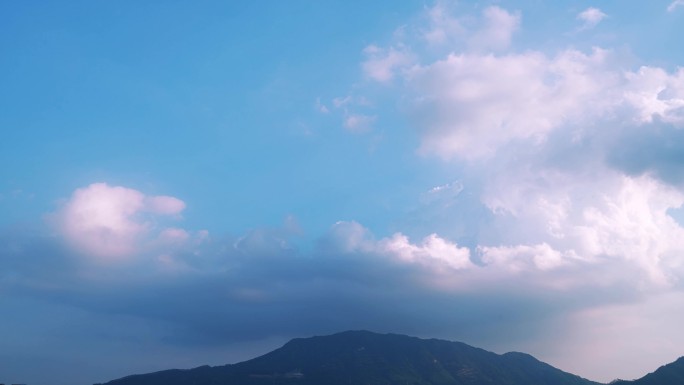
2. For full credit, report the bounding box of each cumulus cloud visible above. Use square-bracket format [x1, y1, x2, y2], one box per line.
[379, 232, 472, 270]
[406, 47, 617, 160]
[6, 3, 684, 385]
[363, 5, 684, 161]
[337, 4, 684, 376]
[329, 221, 472, 271]
[333, 0, 684, 298]
[577, 7, 607, 30]
[53, 183, 191, 260]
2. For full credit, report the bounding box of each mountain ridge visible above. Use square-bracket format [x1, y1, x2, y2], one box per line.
[100, 330, 682, 385]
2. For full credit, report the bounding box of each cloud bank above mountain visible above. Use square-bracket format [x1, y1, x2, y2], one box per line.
[3, 2, 684, 385]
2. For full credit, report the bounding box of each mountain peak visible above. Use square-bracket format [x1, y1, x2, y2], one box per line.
[102, 331, 682, 385]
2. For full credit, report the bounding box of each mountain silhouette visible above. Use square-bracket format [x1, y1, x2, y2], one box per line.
[100, 330, 681, 385]
[611, 356, 684, 385]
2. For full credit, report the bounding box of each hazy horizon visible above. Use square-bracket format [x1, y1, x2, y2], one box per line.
[3, 1, 684, 384]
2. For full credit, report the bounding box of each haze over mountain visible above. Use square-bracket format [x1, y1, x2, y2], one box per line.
[101, 331, 682, 385]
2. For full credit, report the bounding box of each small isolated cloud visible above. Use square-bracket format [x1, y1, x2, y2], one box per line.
[344, 113, 376, 133]
[315, 97, 329, 114]
[332, 96, 352, 108]
[421, 181, 464, 207]
[668, 0, 684, 12]
[577, 7, 607, 30]
[53, 183, 188, 260]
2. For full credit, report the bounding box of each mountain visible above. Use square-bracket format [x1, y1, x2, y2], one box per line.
[101, 330, 600, 385]
[611, 356, 684, 385]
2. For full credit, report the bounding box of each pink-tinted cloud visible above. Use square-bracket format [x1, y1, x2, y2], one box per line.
[54, 183, 188, 260]
[577, 7, 607, 30]
[145, 195, 186, 216]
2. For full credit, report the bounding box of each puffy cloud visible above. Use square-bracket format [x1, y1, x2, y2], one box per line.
[577, 7, 607, 30]
[53, 183, 189, 260]
[7, 4, 684, 385]
[347, 0, 684, 310]
[362, 6, 684, 162]
[469, 6, 520, 50]
[350, 3, 684, 292]
[328, 221, 472, 271]
[623, 66, 684, 125]
[406, 47, 617, 160]
[379, 232, 472, 270]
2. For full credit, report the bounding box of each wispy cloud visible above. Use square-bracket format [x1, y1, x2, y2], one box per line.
[361, 45, 413, 83]
[577, 7, 607, 30]
[667, 0, 684, 12]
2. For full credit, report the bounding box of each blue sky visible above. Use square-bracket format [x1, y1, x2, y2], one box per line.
[3, 1, 684, 384]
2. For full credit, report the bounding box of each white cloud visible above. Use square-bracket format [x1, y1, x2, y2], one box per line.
[623, 66, 684, 125]
[348, 3, 684, 293]
[379, 233, 472, 270]
[54, 183, 188, 260]
[579, 175, 684, 285]
[145, 195, 185, 216]
[469, 6, 520, 50]
[577, 7, 607, 30]
[481, 165, 684, 286]
[406, 47, 617, 160]
[362, 45, 413, 83]
[667, 0, 684, 12]
[422, 1, 464, 46]
[479, 243, 567, 272]
[329, 221, 472, 271]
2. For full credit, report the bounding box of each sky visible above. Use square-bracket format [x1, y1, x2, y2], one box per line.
[2, 1, 684, 384]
